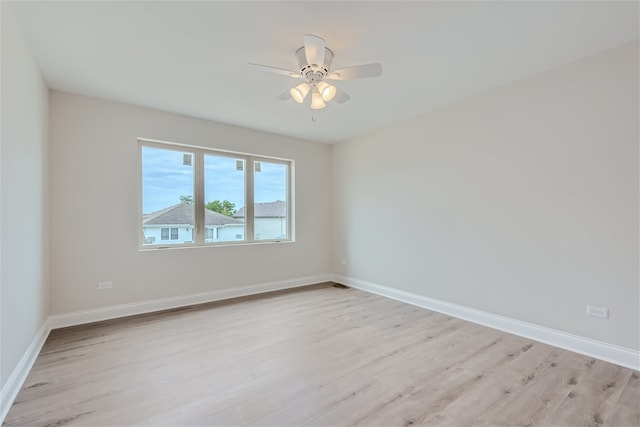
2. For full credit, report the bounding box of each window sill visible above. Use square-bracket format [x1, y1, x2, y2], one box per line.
[138, 239, 295, 252]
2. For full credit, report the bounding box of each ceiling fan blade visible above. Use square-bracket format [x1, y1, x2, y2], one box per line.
[333, 87, 351, 104]
[304, 34, 325, 67]
[248, 63, 301, 78]
[277, 90, 292, 101]
[326, 63, 383, 80]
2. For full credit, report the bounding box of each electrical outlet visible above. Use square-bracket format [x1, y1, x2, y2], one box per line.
[98, 281, 112, 290]
[586, 305, 609, 319]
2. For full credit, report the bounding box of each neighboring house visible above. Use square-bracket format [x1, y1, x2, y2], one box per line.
[143, 203, 244, 244]
[233, 200, 287, 240]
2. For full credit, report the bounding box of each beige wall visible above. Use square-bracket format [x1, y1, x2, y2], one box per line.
[48, 92, 332, 314]
[332, 41, 639, 350]
[0, 3, 50, 390]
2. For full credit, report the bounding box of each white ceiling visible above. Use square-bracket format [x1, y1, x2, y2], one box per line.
[9, 1, 639, 144]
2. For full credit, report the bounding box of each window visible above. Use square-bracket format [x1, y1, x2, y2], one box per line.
[142, 145, 194, 246]
[140, 139, 293, 248]
[253, 161, 288, 240]
[204, 153, 245, 242]
[160, 227, 180, 240]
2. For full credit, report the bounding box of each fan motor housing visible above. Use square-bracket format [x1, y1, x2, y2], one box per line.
[295, 46, 334, 79]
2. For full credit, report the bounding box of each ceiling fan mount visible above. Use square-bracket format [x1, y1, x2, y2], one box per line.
[294, 46, 334, 81]
[249, 35, 382, 111]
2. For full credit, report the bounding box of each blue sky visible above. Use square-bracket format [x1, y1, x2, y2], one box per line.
[142, 146, 287, 213]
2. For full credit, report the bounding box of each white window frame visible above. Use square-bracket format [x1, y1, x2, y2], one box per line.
[139, 138, 293, 249]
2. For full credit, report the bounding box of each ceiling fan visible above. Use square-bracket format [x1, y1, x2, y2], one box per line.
[249, 34, 382, 110]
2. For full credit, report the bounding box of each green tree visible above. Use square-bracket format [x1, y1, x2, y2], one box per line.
[206, 200, 236, 216]
[180, 195, 193, 204]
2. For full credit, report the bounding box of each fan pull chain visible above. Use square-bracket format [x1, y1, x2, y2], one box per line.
[311, 107, 316, 123]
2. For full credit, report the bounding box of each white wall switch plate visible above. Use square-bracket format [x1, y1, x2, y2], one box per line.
[98, 281, 113, 290]
[586, 305, 609, 319]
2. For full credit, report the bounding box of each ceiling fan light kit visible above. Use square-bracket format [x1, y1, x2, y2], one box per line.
[311, 88, 327, 110]
[317, 81, 336, 102]
[249, 34, 382, 114]
[291, 82, 310, 103]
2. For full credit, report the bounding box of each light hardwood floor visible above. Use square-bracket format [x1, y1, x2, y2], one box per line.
[4, 283, 639, 427]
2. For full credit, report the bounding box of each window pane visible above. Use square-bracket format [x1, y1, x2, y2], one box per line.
[253, 161, 288, 240]
[142, 146, 194, 246]
[204, 155, 245, 243]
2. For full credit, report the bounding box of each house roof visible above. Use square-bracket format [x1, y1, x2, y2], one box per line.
[233, 200, 286, 218]
[143, 203, 243, 226]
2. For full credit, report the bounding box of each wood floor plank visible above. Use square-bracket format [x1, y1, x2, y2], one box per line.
[454, 350, 587, 427]
[4, 283, 638, 427]
[347, 338, 554, 427]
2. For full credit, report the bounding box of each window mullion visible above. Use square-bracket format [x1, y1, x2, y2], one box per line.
[194, 150, 205, 245]
[246, 156, 255, 242]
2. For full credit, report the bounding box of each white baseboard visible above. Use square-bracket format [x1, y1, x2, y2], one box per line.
[333, 275, 639, 371]
[4, 273, 635, 427]
[1, 275, 332, 425]
[0, 319, 51, 424]
[49, 274, 332, 329]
